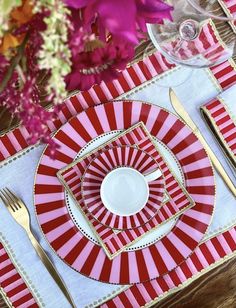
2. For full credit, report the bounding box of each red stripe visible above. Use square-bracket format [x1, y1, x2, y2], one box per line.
[12, 293, 33, 307]
[120, 254, 130, 283]
[149, 245, 168, 273]
[51, 228, 77, 250]
[86, 108, 105, 135]
[1, 135, 17, 156]
[93, 84, 109, 102]
[36, 200, 64, 215]
[80, 245, 101, 275]
[173, 227, 198, 250]
[127, 66, 142, 86]
[69, 95, 84, 113]
[199, 243, 215, 265]
[35, 184, 62, 194]
[223, 231, 236, 251]
[41, 214, 71, 233]
[138, 103, 152, 125]
[150, 109, 169, 136]
[135, 250, 150, 281]
[13, 129, 29, 148]
[123, 101, 133, 128]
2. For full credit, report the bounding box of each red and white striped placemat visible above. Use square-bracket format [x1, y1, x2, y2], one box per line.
[218, 0, 236, 32]
[201, 96, 236, 169]
[0, 242, 39, 307]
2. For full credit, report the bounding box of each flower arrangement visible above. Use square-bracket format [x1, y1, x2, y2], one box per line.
[0, 0, 172, 154]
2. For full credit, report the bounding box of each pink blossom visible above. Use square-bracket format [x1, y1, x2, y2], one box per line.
[65, 41, 134, 91]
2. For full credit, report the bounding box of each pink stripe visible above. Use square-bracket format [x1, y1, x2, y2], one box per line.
[88, 88, 100, 102]
[97, 105, 113, 132]
[76, 93, 90, 109]
[131, 102, 142, 125]
[217, 234, 232, 254]
[65, 98, 77, 115]
[218, 70, 236, 83]
[113, 79, 124, 95]
[205, 241, 220, 261]
[89, 249, 106, 280]
[40, 154, 66, 170]
[123, 70, 136, 88]
[133, 63, 146, 83]
[72, 241, 95, 271]
[195, 248, 209, 268]
[36, 174, 59, 185]
[156, 241, 177, 271]
[35, 192, 64, 204]
[109, 255, 121, 282]
[167, 232, 192, 256]
[0, 269, 17, 283]
[78, 112, 98, 138]
[99, 82, 114, 100]
[0, 259, 11, 270]
[10, 288, 30, 303]
[4, 278, 22, 292]
[7, 132, 22, 152]
[142, 248, 160, 277]
[0, 140, 10, 158]
[18, 298, 36, 308]
[113, 103, 124, 129]
[128, 251, 140, 283]
[177, 221, 204, 242]
[38, 208, 67, 224]
[46, 221, 72, 242]
[57, 233, 81, 258]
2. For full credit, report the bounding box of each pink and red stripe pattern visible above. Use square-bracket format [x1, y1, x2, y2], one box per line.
[164, 20, 226, 63]
[59, 123, 194, 259]
[102, 225, 236, 307]
[0, 242, 38, 308]
[35, 101, 214, 284]
[0, 51, 236, 163]
[201, 98, 236, 162]
[218, 0, 236, 32]
[82, 146, 165, 230]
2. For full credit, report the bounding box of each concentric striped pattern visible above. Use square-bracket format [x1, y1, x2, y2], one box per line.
[34, 101, 215, 284]
[201, 98, 236, 163]
[82, 146, 165, 230]
[0, 243, 38, 308]
[59, 124, 193, 259]
[164, 20, 226, 63]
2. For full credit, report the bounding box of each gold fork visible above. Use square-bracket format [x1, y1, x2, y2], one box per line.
[0, 188, 76, 308]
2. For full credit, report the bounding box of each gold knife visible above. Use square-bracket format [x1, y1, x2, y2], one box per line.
[169, 89, 236, 198]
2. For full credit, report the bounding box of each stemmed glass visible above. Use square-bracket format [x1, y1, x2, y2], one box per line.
[147, 0, 236, 69]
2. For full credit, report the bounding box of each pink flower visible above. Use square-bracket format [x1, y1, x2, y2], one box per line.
[65, 41, 134, 91]
[64, 0, 172, 44]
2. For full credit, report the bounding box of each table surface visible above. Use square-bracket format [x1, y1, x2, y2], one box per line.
[156, 255, 236, 308]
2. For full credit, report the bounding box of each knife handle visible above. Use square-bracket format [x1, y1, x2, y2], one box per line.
[197, 134, 236, 198]
[28, 231, 75, 308]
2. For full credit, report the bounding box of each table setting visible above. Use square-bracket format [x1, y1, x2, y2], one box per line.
[1, 0, 236, 307]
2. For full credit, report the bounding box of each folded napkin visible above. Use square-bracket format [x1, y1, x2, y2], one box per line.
[201, 84, 236, 170]
[218, 0, 236, 33]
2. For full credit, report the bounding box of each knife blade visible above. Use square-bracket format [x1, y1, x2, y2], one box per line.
[169, 88, 236, 198]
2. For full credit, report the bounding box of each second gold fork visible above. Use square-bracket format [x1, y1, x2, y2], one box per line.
[0, 188, 76, 308]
